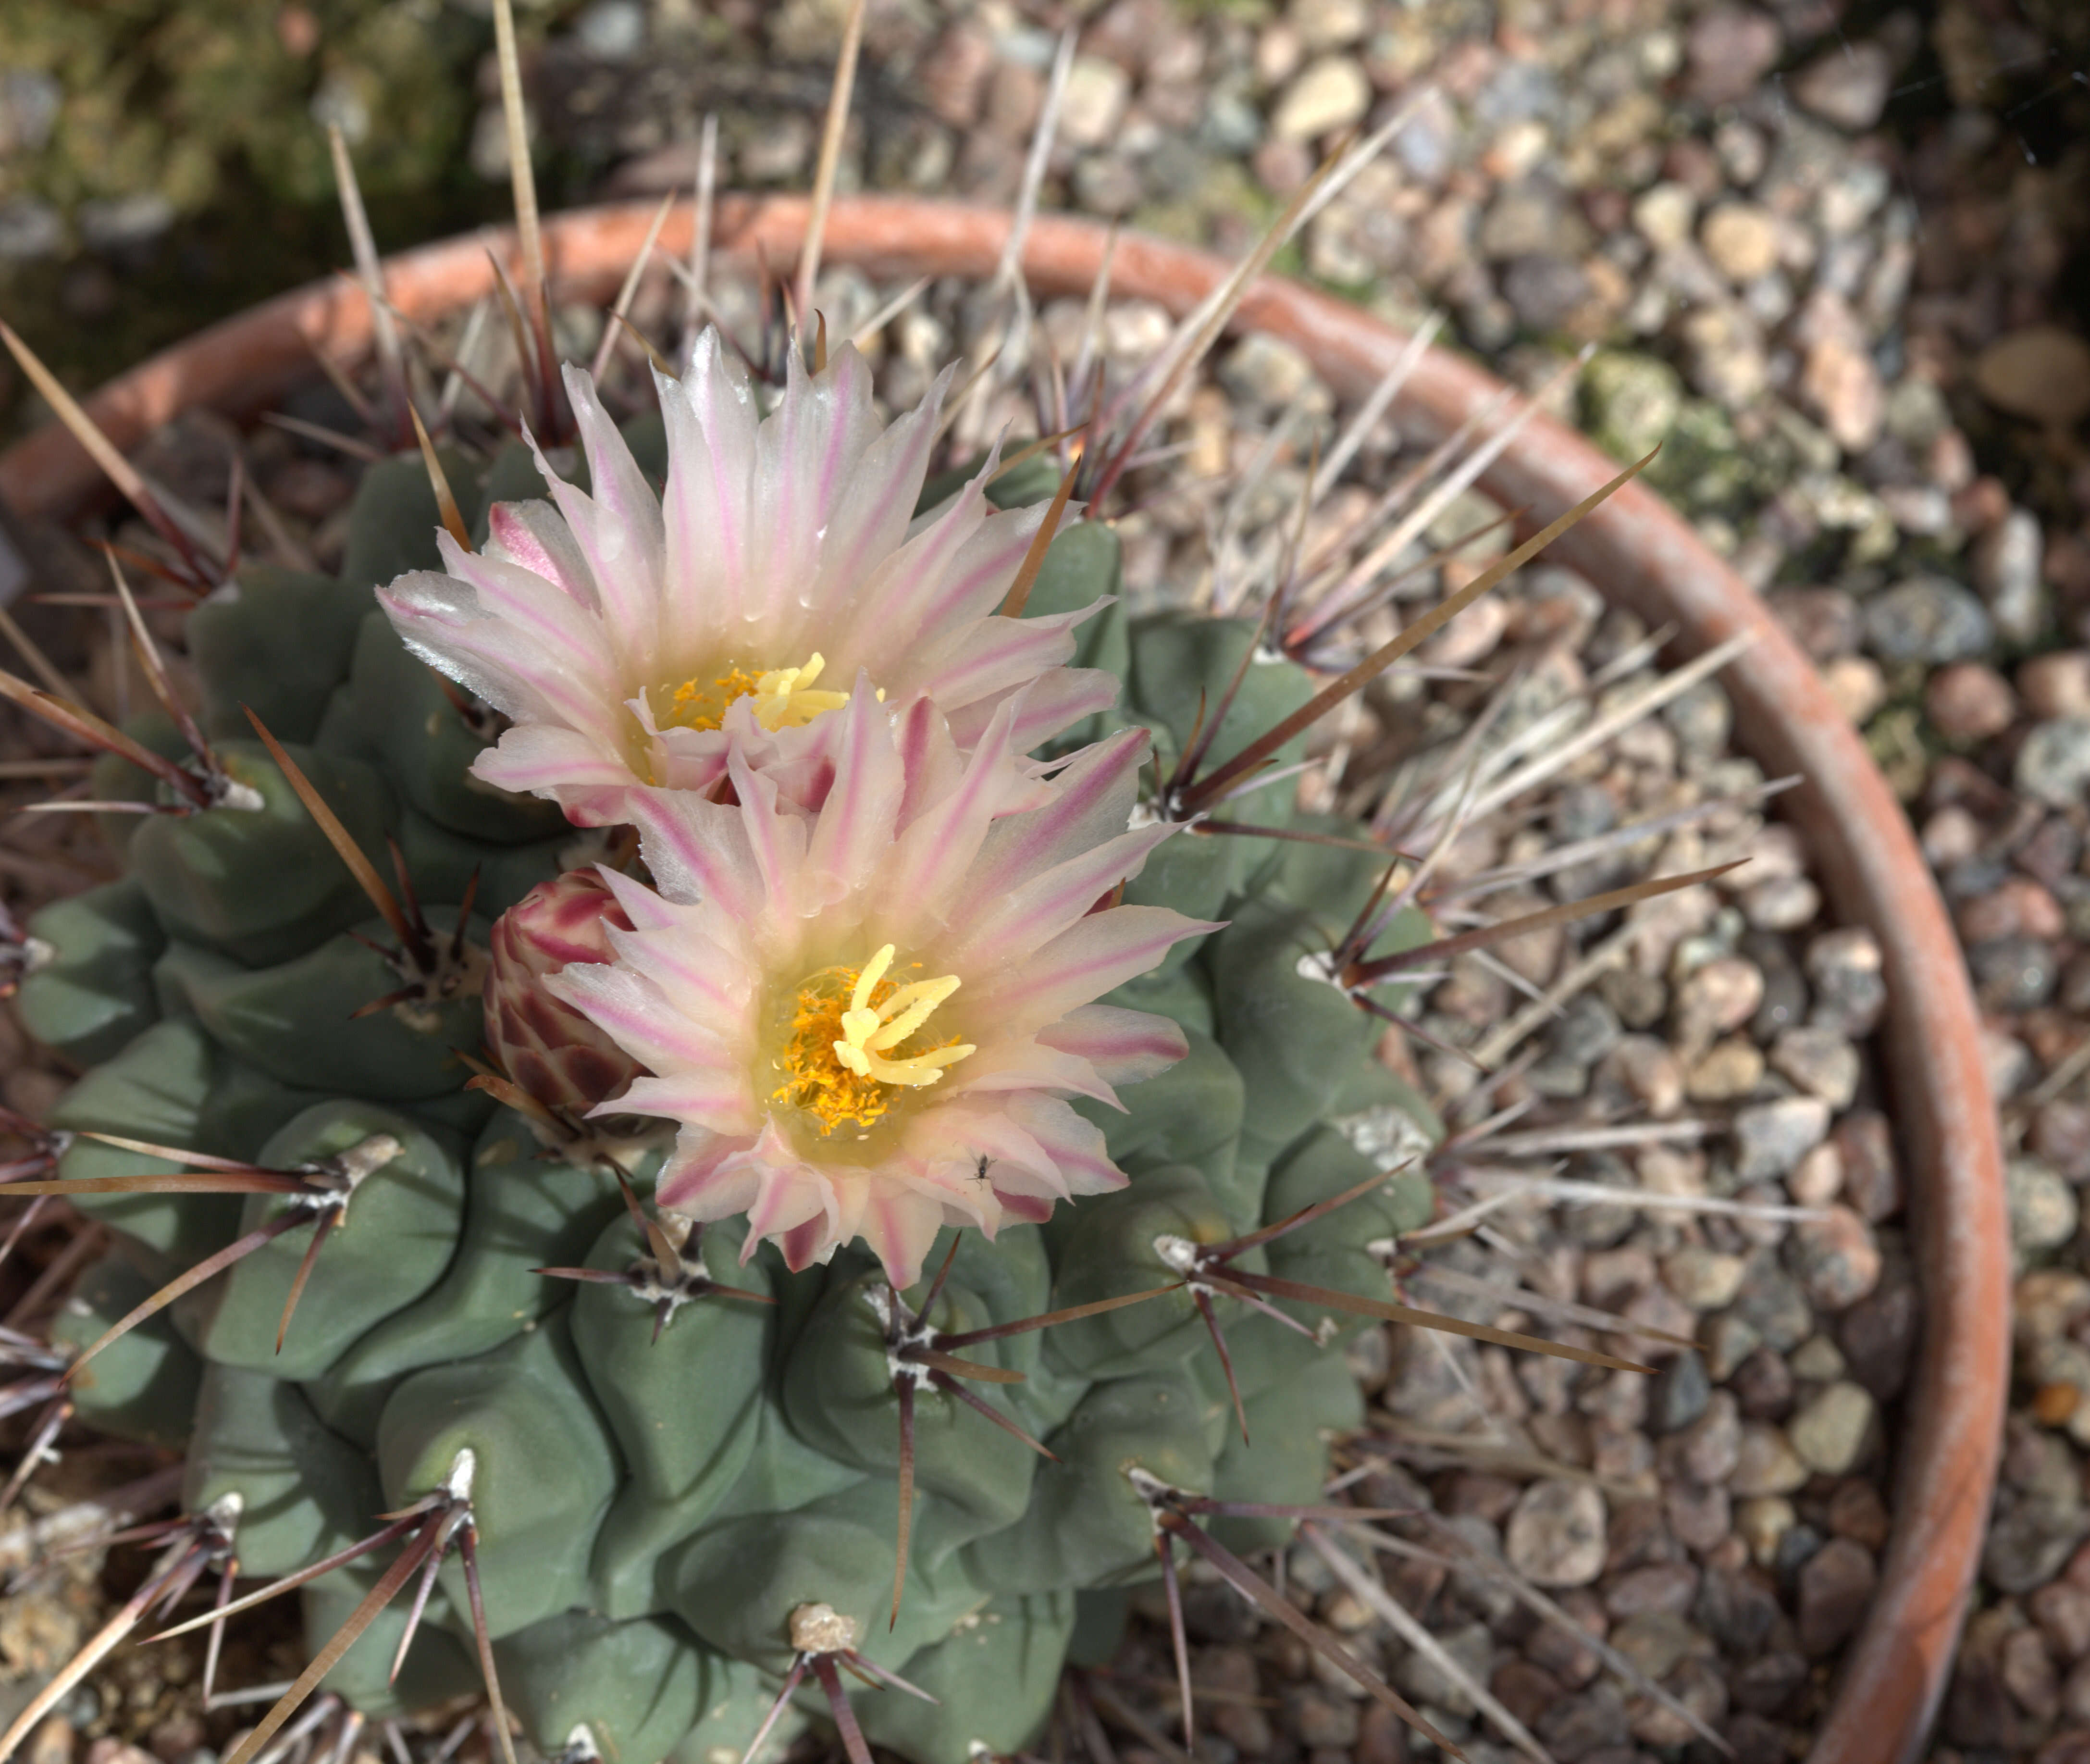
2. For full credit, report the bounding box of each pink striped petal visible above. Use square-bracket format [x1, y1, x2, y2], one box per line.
[474, 725, 630, 797]
[725, 749, 808, 921]
[951, 823, 1176, 963]
[602, 919, 750, 1022]
[906, 613, 1080, 712]
[972, 907, 1221, 1031]
[892, 695, 964, 831]
[940, 1037, 1120, 1109]
[849, 500, 1044, 646]
[563, 364, 667, 631]
[613, 1071, 759, 1134]
[593, 866, 683, 934]
[875, 697, 1024, 946]
[991, 667, 1122, 753]
[658, 344, 755, 627]
[546, 962, 737, 1077]
[805, 365, 950, 606]
[801, 682, 904, 904]
[1008, 1094, 1125, 1195]
[855, 1184, 953, 1291]
[1038, 1006, 1189, 1086]
[959, 729, 1150, 913]
[486, 499, 600, 611]
[656, 1130, 761, 1219]
[627, 790, 770, 922]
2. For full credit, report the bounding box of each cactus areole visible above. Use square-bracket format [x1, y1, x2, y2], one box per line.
[17, 341, 1463, 1764]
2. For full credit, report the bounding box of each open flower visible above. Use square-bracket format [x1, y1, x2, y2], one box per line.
[379, 340, 1116, 826]
[547, 689, 1214, 1286]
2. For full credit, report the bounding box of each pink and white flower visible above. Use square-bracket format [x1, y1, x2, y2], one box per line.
[379, 338, 1115, 826]
[547, 690, 1215, 1287]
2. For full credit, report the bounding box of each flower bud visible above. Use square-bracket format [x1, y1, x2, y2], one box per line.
[484, 869, 647, 1129]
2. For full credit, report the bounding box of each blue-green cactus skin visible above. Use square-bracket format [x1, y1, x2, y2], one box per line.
[13, 440, 1443, 1764]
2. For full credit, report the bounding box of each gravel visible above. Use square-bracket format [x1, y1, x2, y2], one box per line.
[11, 0, 2090, 1756]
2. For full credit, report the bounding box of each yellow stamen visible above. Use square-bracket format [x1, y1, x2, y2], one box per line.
[655, 651, 852, 735]
[770, 944, 973, 1137]
[747, 653, 850, 731]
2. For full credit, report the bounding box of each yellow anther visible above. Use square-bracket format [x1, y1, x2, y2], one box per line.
[655, 651, 852, 736]
[831, 944, 973, 1088]
[748, 652, 850, 732]
[770, 946, 974, 1137]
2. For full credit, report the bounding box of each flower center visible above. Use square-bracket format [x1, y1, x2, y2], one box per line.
[769, 944, 975, 1138]
[656, 652, 851, 735]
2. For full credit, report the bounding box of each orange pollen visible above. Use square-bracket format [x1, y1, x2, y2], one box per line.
[768, 946, 974, 1137]
[653, 652, 853, 736]
[658, 666, 763, 733]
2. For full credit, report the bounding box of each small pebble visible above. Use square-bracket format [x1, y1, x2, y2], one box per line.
[1787, 1205, 1883, 1311]
[1840, 1279, 1917, 1401]
[1700, 202, 1779, 283]
[1806, 928, 1886, 1037]
[1926, 662, 2017, 742]
[1768, 1026, 1860, 1109]
[1661, 1246, 1746, 1312]
[1822, 655, 1888, 723]
[1833, 1111, 1901, 1221]
[1684, 6, 1781, 105]
[1959, 876, 2066, 943]
[1732, 1651, 1809, 1718]
[1974, 326, 2090, 428]
[1535, 1684, 1631, 1757]
[1863, 575, 1993, 665]
[2033, 1582, 2090, 1662]
[1971, 508, 2047, 642]
[1600, 1035, 1685, 1117]
[1789, 1332, 1847, 1380]
[2011, 1159, 2081, 1259]
[1740, 873, 1818, 931]
[1271, 56, 1371, 142]
[1679, 1391, 1743, 1483]
[1284, 1686, 1359, 1749]
[1705, 1313, 1764, 1381]
[1673, 955, 1764, 1047]
[1730, 1422, 1809, 1496]
[2007, 1623, 2064, 1722]
[1647, 1349, 1712, 1433]
[1606, 1561, 1700, 1619]
[1731, 1345, 1795, 1419]
[1505, 1479, 1609, 1587]
[1973, 935, 2062, 1011]
[1631, 183, 1695, 251]
[2019, 652, 2090, 721]
[2032, 1101, 2090, 1185]
[1525, 1587, 1607, 1687]
[2017, 721, 2090, 810]
[1788, 1381, 1877, 1475]
[1987, 1498, 2090, 1596]
[1736, 1495, 1797, 1566]
[1828, 1479, 1893, 1551]
[1685, 1036, 1763, 1101]
[1667, 1477, 1733, 1554]
[1797, 1538, 1878, 1654]
[1732, 1095, 1832, 1181]
[1789, 1142, 1844, 1208]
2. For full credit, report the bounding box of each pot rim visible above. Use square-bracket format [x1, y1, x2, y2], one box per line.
[0, 192, 2006, 1764]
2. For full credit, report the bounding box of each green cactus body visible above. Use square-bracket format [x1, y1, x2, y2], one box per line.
[16, 435, 1443, 1764]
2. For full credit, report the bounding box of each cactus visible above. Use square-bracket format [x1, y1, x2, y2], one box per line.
[0, 83, 1693, 1750]
[0, 326, 1681, 1764]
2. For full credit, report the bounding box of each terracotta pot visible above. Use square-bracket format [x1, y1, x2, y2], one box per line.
[0, 195, 2005, 1763]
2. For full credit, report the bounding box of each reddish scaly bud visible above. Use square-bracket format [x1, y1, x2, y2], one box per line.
[484, 869, 649, 1135]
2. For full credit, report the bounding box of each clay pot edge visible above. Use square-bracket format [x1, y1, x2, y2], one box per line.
[0, 192, 2006, 1764]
